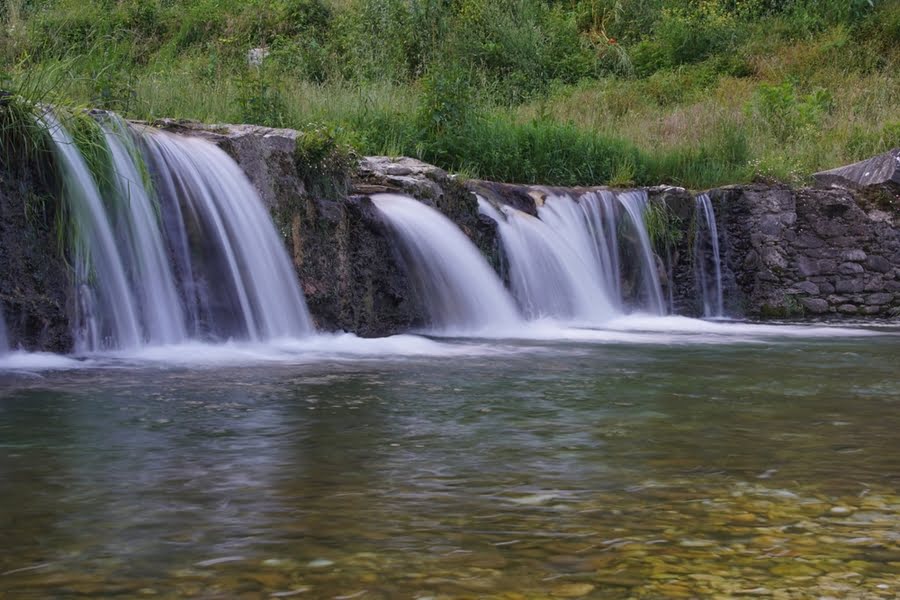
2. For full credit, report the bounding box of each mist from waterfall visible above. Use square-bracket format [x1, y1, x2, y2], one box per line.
[695, 193, 724, 317]
[372, 194, 522, 333]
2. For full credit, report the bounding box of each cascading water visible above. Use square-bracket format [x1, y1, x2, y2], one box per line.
[479, 197, 617, 322]
[0, 307, 8, 354]
[478, 189, 665, 323]
[102, 118, 187, 345]
[616, 190, 665, 315]
[42, 112, 143, 351]
[371, 194, 521, 333]
[694, 193, 724, 317]
[41, 112, 313, 350]
[140, 130, 313, 341]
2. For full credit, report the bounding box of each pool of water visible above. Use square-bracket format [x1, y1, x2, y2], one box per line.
[1, 322, 899, 598]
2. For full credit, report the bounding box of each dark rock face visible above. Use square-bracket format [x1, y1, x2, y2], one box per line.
[0, 152, 72, 351]
[714, 183, 900, 318]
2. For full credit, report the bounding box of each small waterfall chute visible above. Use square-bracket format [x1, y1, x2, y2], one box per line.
[41, 112, 143, 351]
[140, 130, 314, 341]
[0, 306, 8, 354]
[479, 189, 666, 323]
[480, 196, 617, 322]
[101, 117, 188, 345]
[372, 193, 521, 333]
[694, 193, 724, 317]
[616, 190, 665, 316]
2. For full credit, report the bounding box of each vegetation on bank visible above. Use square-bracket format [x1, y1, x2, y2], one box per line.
[1, 0, 898, 188]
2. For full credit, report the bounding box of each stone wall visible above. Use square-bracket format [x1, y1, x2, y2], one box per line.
[713, 182, 900, 318]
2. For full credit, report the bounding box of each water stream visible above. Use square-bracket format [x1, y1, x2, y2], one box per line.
[479, 189, 666, 324]
[0, 328, 897, 598]
[41, 113, 313, 350]
[372, 193, 522, 333]
[695, 192, 725, 317]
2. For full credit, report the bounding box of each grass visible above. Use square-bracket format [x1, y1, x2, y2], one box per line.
[1, 0, 898, 189]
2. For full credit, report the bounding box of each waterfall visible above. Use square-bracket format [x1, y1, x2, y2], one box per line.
[478, 189, 665, 323]
[694, 193, 724, 317]
[616, 190, 665, 315]
[138, 130, 314, 341]
[40, 112, 313, 349]
[102, 118, 188, 345]
[371, 194, 521, 333]
[479, 197, 617, 322]
[0, 306, 8, 354]
[42, 112, 143, 351]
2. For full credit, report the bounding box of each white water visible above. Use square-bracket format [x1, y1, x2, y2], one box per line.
[616, 190, 665, 315]
[102, 118, 188, 344]
[479, 189, 665, 324]
[480, 198, 617, 322]
[42, 112, 143, 351]
[0, 306, 8, 354]
[138, 130, 314, 341]
[695, 193, 724, 317]
[372, 194, 522, 333]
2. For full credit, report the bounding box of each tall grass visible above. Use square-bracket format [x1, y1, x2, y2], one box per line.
[1, 0, 898, 189]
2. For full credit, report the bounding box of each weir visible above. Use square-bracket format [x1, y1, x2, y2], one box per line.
[371, 194, 522, 333]
[40, 113, 313, 350]
[694, 193, 724, 317]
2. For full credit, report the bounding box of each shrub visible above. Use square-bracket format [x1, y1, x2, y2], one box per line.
[747, 81, 833, 141]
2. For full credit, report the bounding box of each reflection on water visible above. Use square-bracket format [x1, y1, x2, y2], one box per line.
[1, 331, 899, 598]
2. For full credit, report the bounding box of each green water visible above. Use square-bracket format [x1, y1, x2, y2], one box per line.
[1, 332, 899, 599]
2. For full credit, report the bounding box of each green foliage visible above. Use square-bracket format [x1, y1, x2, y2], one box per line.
[237, 67, 288, 128]
[1, 0, 897, 190]
[644, 201, 683, 255]
[293, 124, 357, 200]
[634, 1, 743, 75]
[747, 82, 833, 141]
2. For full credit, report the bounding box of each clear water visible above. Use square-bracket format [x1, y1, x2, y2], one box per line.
[1, 323, 898, 599]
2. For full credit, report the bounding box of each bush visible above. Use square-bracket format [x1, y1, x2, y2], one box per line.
[747, 82, 833, 141]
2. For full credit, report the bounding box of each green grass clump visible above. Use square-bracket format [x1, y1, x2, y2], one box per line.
[1, 0, 898, 189]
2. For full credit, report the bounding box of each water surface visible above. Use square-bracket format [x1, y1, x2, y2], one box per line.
[1, 325, 898, 598]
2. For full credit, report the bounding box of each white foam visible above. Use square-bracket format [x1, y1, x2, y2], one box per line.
[0, 351, 88, 372]
[88, 333, 504, 368]
[432, 314, 886, 344]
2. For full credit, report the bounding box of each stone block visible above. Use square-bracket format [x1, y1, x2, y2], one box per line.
[794, 281, 820, 295]
[838, 262, 865, 275]
[835, 278, 865, 293]
[842, 249, 867, 262]
[818, 259, 838, 274]
[866, 292, 895, 305]
[800, 298, 829, 314]
[865, 255, 893, 273]
[838, 304, 859, 314]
